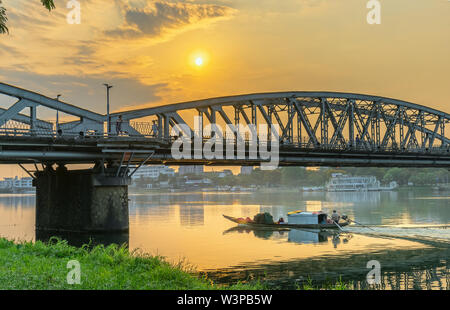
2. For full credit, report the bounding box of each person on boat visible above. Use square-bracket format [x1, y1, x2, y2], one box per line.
[277, 217, 285, 224]
[331, 210, 340, 224]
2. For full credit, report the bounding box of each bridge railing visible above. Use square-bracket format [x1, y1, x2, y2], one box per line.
[0, 120, 448, 155]
[0, 120, 161, 139]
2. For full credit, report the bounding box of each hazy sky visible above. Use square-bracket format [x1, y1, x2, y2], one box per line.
[0, 0, 449, 177]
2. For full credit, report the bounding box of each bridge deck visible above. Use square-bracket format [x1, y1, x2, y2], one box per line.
[0, 82, 449, 168]
[0, 136, 448, 168]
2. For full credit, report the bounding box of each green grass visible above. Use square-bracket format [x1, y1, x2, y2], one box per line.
[0, 237, 354, 290]
[0, 237, 265, 290]
[298, 277, 352, 290]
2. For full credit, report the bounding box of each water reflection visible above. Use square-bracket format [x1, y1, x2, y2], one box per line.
[223, 226, 359, 254]
[223, 226, 290, 240]
[325, 191, 382, 204]
[223, 226, 344, 245]
[179, 206, 204, 227]
[0, 194, 35, 241]
[0, 194, 35, 208]
[289, 229, 337, 245]
[0, 189, 449, 290]
[35, 230, 129, 248]
[203, 240, 450, 290]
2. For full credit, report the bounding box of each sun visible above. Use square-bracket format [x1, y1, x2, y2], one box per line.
[189, 51, 209, 69]
[195, 57, 204, 66]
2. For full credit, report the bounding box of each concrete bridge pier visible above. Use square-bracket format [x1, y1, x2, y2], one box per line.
[33, 165, 130, 233]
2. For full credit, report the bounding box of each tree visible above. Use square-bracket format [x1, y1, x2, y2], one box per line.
[0, 0, 55, 34]
[382, 172, 394, 184]
[280, 167, 306, 186]
[158, 173, 169, 182]
[383, 167, 412, 185]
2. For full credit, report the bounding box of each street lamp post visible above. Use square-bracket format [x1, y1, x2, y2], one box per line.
[55, 94, 61, 133]
[104, 84, 113, 136]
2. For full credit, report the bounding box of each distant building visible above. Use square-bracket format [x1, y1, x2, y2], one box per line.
[178, 165, 204, 175]
[184, 178, 212, 185]
[0, 176, 33, 189]
[0, 178, 13, 189]
[159, 181, 170, 189]
[131, 165, 175, 180]
[240, 166, 254, 175]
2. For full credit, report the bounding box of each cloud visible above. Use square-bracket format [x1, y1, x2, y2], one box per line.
[0, 0, 236, 86]
[0, 0, 237, 113]
[0, 69, 170, 117]
[107, 0, 235, 39]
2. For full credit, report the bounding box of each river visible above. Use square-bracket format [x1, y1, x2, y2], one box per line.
[0, 188, 449, 290]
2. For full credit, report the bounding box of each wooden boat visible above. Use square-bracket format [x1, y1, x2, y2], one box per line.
[223, 214, 349, 230]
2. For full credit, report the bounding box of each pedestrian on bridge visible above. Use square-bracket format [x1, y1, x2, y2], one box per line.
[151, 120, 158, 137]
[355, 135, 360, 148]
[116, 115, 123, 136]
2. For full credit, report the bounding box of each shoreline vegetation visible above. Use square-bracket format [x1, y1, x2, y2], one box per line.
[132, 167, 450, 191]
[0, 185, 443, 196]
[128, 185, 442, 195]
[0, 237, 351, 290]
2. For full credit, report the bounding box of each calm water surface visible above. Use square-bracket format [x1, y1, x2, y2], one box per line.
[0, 189, 449, 289]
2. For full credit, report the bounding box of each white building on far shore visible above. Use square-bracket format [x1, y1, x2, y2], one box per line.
[240, 166, 254, 175]
[131, 165, 175, 180]
[178, 165, 204, 175]
[0, 176, 33, 189]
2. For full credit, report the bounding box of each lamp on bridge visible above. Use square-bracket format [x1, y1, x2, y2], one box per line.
[55, 94, 62, 132]
[104, 84, 113, 136]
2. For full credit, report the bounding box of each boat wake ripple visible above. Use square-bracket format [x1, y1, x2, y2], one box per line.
[342, 224, 450, 246]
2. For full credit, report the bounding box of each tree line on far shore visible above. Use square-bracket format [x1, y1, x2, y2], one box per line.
[218, 167, 449, 187]
[135, 166, 450, 188]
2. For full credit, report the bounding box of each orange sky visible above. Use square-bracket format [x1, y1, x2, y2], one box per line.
[0, 0, 449, 177]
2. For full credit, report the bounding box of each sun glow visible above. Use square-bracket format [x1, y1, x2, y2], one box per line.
[189, 50, 209, 69]
[195, 57, 204, 66]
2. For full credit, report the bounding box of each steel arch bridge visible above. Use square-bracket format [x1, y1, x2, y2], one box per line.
[0, 82, 449, 168]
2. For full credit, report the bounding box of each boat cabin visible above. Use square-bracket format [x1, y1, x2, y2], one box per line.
[287, 211, 328, 225]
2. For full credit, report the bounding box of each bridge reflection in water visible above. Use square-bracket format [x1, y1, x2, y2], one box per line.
[0, 194, 129, 248]
[35, 230, 129, 249]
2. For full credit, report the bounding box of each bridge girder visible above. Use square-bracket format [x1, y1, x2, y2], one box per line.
[0, 82, 449, 167]
[112, 91, 449, 153]
[0, 82, 104, 135]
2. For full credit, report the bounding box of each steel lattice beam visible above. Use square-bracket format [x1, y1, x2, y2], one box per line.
[0, 82, 449, 167]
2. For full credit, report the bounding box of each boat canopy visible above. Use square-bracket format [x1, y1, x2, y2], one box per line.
[287, 211, 328, 225]
[287, 210, 303, 215]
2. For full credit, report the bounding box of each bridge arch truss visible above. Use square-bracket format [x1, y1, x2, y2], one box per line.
[115, 92, 450, 154]
[1, 82, 449, 167]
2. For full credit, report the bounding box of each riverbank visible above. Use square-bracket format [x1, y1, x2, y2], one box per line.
[0, 237, 264, 290]
[129, 186, 300, 195]
[128, 185, 448, 195]
[0, 237, 354, 290]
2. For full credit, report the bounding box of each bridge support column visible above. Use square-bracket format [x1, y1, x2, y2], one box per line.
[33, 166, 130, 233]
